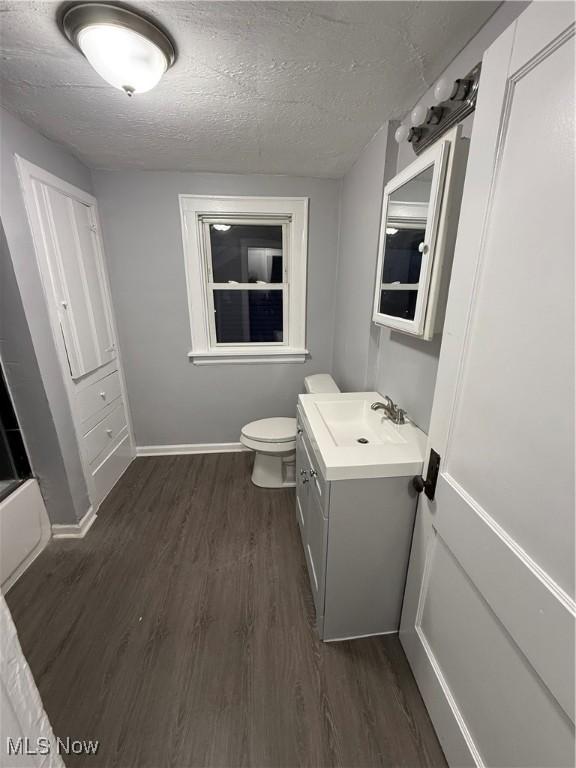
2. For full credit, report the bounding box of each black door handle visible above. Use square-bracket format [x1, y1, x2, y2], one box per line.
[412, 448, 441, 501]
[412, 475, 426, 494]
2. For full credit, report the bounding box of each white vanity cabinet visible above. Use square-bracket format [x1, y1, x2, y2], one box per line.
[296, 406, 419, 641]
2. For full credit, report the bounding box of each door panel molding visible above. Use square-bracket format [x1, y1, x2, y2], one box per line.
[402, 511, 481, 767]
[445, 21, 576, 476]
[436, 474, 575, 722]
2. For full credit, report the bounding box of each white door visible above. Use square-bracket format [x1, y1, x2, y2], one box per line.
[34, 185, 115, 379]
[400, 4, 575, 767]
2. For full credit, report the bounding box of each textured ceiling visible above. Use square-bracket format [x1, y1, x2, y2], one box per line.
[0, 1, 500, 177]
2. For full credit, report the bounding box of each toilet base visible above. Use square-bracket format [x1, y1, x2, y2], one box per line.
[251, 452, 296, 489]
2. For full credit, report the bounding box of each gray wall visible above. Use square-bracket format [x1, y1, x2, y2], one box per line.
[0, 220, 80, 525]
[92, 170, 340, 446]
[332, 123, 397, 392]
[0, 107, 91, 523]
[333, 1, 529, 434]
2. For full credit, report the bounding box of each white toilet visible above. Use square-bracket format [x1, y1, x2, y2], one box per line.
[241, 374, 340, 488]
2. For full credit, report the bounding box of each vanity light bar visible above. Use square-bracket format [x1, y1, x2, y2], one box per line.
[396, 62, 482, 155]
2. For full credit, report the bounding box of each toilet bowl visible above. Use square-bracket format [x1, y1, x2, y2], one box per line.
[241, 417, 297, 488]
[240, 374, 340, 489]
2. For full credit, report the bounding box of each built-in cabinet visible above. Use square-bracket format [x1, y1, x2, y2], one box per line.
[17, 158, 134, 514]
[296, 407, 418, 640]
[372, 125, 468, 339]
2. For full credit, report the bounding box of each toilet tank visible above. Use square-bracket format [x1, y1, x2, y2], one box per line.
[304, 374, 340, 394]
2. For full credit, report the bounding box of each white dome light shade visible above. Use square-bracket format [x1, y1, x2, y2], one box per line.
[410, 104, 428, 127]
[394, 123, 409, 143]
[62, 3, 176, 97]
[78, 24, 167, 94]
[433, 77, 456, 105]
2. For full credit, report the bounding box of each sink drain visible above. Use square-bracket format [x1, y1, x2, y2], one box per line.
[357, 437, 369, 444]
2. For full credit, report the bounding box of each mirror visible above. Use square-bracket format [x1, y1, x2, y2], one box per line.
[378, 165, 433, 322]
[372, 126, 467, 339]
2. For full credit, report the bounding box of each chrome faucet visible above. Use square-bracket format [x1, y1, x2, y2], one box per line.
[371, 396, 407, 425]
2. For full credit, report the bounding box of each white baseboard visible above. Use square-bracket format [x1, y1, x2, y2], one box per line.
[136, 442, 250, 457]
[52, 505, 97, 539]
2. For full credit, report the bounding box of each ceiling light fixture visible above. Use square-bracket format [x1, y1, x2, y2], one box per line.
[212, 224, 231, 232]
[62, 3, 176, 97]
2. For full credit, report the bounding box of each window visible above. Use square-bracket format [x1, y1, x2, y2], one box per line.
[180, 196, 309, 364]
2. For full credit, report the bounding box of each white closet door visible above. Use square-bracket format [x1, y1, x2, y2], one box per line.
[72, 199, 115, 368]
[40, 186, 115, 379]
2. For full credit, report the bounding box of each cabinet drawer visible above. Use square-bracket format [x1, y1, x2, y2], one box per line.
[83, 403, 127, 465]
[77, 370, 122, 425]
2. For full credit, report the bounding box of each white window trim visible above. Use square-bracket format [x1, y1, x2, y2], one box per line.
[179, 195, 309, 364]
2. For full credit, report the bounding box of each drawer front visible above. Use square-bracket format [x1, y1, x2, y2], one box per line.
[84, 403, 127, 465]
[77, 370, 122, 426]
[305, 488, 328, 621]
[91, 432, 131, 508]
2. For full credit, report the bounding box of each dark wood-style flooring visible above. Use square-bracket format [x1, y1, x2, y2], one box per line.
[6, 453, 447, 768]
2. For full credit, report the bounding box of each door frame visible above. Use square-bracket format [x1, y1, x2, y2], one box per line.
[15, 156, 136, 510]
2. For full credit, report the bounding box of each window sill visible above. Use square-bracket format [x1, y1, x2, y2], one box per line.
[188, 349, 309, 365]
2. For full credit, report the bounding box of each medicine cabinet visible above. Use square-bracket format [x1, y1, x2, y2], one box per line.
[372, 125, 468, 339]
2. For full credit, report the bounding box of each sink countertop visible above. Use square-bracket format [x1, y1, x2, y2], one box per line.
[298, 391, 427, 481]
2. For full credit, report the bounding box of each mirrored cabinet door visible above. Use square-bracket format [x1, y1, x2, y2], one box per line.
[372, 125, 468, 339]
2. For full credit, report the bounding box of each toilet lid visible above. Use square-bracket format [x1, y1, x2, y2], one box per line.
[241, 417, 297, 444]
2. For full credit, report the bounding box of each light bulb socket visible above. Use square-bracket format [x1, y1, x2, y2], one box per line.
[407, 127, 422, 144]
[426, 106, 443, 125]
[451, 78, 472, 102]
[61, 3, 176, 68]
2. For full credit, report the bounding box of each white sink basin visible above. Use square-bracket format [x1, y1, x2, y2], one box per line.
[315, 400, 408, 447]
[298, 391, 427, 481]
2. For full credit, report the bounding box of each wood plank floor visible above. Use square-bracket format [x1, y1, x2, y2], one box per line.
[6, 454, 447, 768]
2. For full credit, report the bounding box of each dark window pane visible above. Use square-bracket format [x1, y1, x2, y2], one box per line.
[214, 290, 283, 343]
[379, 289, 418, 320]
[382, 228, 425, 284]
[0, 366, 31, 501]
[209, 224, 283, 283]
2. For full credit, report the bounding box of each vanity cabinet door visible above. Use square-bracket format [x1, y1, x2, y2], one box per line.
[304, 487, 328, 624]
[295, 428, 308, 541]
